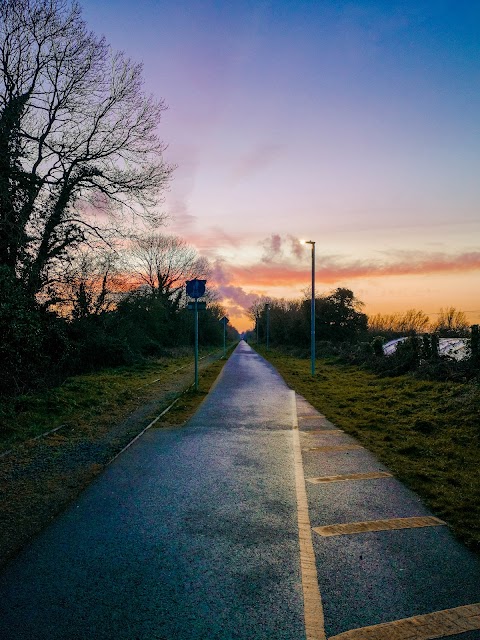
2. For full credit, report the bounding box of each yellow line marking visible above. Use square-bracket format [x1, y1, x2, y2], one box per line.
[329, 602, 480, 639]
[291, 391, 327, 640]
[313, 516, 446, 537]
[306, 472, 392, 484]
[304, 445, 364, 452]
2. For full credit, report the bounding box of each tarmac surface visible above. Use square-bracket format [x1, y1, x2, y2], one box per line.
[0, 340, 479, 639]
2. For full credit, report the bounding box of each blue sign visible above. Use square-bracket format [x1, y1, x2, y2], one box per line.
[186, 279, 206, 299]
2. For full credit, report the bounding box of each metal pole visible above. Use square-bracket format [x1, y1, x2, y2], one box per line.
[223, 319, 226, 358]
[310, 242, 316, 376]
[266, 304, 270, 350]
[194, 298, 199, 390]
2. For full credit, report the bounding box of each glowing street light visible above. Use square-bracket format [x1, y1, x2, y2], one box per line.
[301, 240, 316, 375]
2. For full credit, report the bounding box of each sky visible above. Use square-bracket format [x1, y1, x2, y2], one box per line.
[81, 0, 480, 332]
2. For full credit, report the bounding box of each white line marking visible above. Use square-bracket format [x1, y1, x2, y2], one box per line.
[108, 396, 182, 464]
[291, 391, 326, 640]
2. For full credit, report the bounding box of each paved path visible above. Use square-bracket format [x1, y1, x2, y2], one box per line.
[1, 341, 480, 639]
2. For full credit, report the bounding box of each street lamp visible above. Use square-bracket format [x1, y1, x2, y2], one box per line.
[265, 302, 270, 350]
[302, 240, 316, 375]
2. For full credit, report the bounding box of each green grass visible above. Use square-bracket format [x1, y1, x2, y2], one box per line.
[257, 346, 480, 553]
[0, 347, 232, 567]
[0, 348, 226, 450]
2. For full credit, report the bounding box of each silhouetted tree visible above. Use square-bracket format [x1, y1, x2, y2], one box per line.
[0, 0, 173, 301]
[128, 234, 209, 312]
[396, 309, 430, 334]
[58, 249, 125, 320]
[316, 287, 367, 341]
[431, 307, 469, 336]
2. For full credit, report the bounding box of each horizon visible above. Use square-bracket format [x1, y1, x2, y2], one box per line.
[80, 0, 480, 333]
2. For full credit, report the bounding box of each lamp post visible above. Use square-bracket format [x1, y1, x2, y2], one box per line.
[304, 240, 315, 375]
[265, 303, 270, 350]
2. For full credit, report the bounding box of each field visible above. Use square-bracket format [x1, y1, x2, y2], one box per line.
[257, 346, 480, 553]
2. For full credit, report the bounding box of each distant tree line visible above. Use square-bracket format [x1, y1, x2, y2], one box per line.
[248, 287, 368, 347]
[0, 227, 237, 396]
[248, 290, 479, 382]
[0, 1, 237, 396]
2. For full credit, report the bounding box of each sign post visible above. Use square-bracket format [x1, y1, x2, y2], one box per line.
[186, 279, 206, 391]
[220, 316, 229, 358]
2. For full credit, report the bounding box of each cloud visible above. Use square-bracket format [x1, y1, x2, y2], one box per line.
[188, 230, 246, 261]
[260, 233, 307, 263]
[231, 143, 283, 182]
[288, 235, 305, 259]
[167, 198, 197, 228]
[261, 233, 283, 263]
[164, 145, 200, 232]
[206, 249, 480, 331]
[210, 259, 231, 286]
[226, 251, 480, 287]
[216, 284, 260, 309]
[341, 251, 480, 280]
[210, 259, 260, 322]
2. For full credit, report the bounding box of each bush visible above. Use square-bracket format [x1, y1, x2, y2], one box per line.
[0, 267, 48, 395]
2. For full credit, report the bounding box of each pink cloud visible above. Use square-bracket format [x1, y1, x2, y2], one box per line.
[288, 235, 305, 259]
[261, 233, 283, 263]
[226, 251, 480, 287]
[260, 233, 308, 264]
[209, 259, 260, 321]
[207, 248, 480, 332]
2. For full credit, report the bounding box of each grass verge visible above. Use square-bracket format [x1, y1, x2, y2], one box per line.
[257, 346, 480, 553]
[0, 347, 232, 567]
[0, 347, 229, 452]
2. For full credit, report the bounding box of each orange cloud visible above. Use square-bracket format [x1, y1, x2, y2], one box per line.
[225, 251, 480, 287]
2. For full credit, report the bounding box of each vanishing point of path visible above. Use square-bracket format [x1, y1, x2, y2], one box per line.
[0, 341, 480, 639]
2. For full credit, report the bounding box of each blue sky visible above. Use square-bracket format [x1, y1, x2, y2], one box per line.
[81, 0, 480, 329]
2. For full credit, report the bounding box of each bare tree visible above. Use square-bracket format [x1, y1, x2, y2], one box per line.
[128, 233, 210, 310]
[247, 297, 270, 324]
[431, 307, 470, 336]
[397, 309, 430, 334]
[0, 0, 173, 299]
[56, 248, 127, 319]
[368, 313, 402, 333]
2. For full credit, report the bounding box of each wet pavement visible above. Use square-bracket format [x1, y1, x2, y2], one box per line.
[0, 341, 479, 639]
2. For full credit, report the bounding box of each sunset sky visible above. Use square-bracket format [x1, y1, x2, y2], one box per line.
[81, 0, 480, 331]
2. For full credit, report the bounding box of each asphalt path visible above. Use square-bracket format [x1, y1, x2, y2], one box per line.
[0, 341, 480, 639]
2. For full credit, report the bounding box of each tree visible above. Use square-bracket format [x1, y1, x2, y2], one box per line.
[396, 309, 430, 334]
[58, 249, 125, 320]
[0, 0, 173, 300]
[128, 233, 210, 311]
[368, 313, 402, 334]
[431, 307, 470, 336]
[316, 287, 367, 341]
[248, 297, 270, 342]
